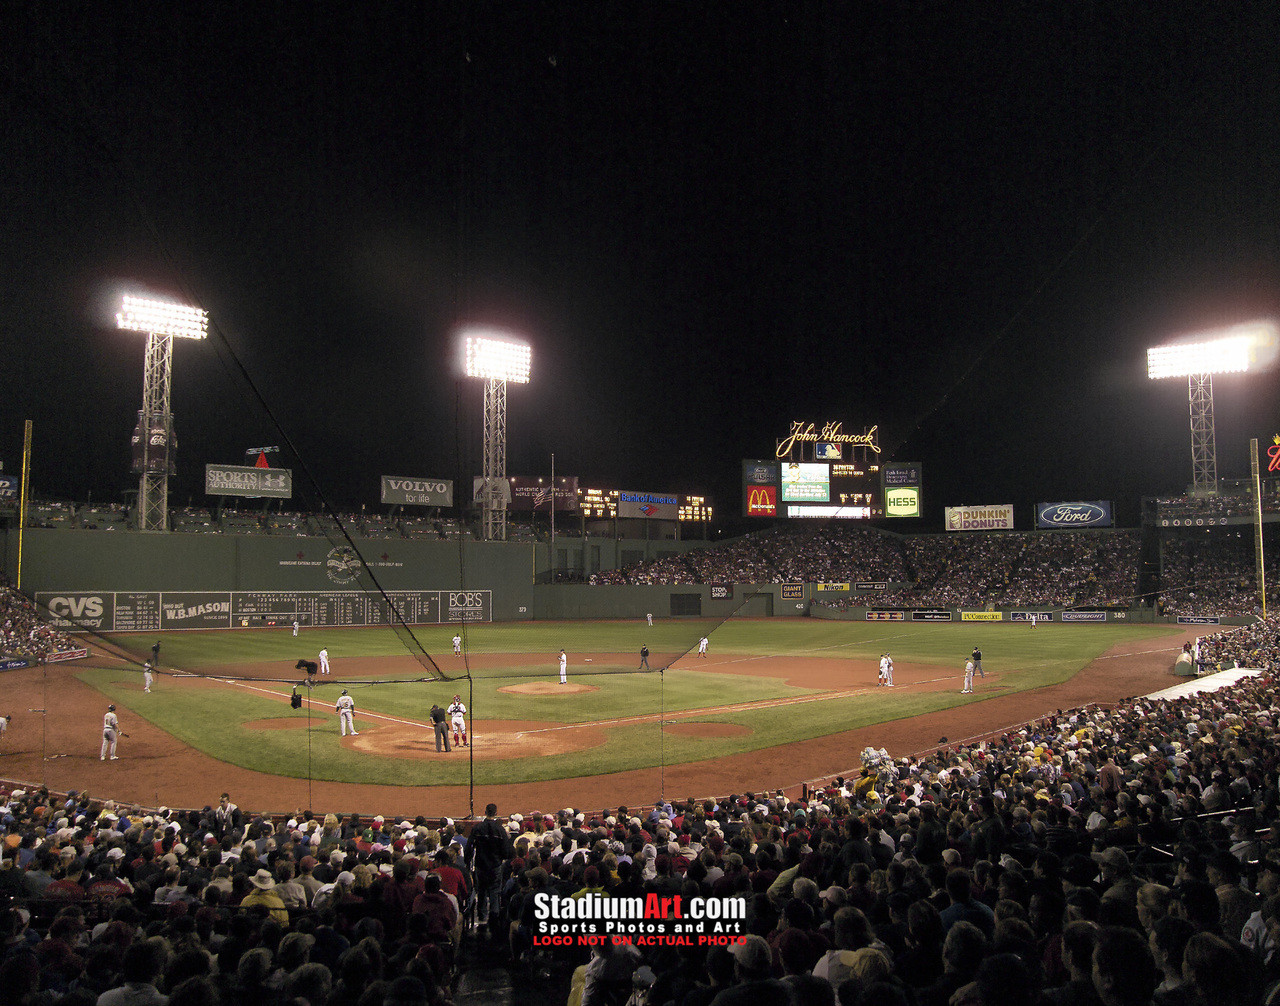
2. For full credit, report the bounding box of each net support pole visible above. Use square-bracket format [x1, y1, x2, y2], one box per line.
[1252, 438, 1267, 620]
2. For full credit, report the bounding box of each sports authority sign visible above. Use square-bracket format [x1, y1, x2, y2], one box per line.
[381, 476, 453, 507]
[205, 464, 292, 499]
[944, 504, 1014, 531]
[618, 491, 679, 520]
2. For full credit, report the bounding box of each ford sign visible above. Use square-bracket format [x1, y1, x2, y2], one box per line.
[1036, 501, 1112, 529]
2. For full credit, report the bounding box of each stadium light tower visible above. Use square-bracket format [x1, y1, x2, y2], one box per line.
[463, 331, 531, 541]
[1147, 320, 1279, 495]
[117, 294, 209, 531]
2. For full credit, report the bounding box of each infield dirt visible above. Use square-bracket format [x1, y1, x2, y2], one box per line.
[0, 630, 1192, 816]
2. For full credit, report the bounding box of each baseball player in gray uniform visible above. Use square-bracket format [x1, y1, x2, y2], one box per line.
[143, 661, 154, 693]
[335, 690, 358, 735]
[101, 704, 121, 760]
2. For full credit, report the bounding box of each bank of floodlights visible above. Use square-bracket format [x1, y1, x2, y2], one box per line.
[464, 333, 532, 383]
[118, 293, 209, 531]
[462, 330, 531, 541]
[1147, 320, 1279, 494]
[116, 295, 209, 341]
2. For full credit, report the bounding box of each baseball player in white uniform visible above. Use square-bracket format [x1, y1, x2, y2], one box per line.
[447, 695, 467, 746]
[646, 612, 653, 626]
[335, 689, 358, 735]
[559, 649, 568, 684]
[101, 704, 121, 760]
[0, 714, 10, 746]
[878, 654, 889, 686]
[962, 658, 975, 693]
[452, 634, 462, 656]
[143, 661, 154, 693]
[697, 636, 708, 657]
[884, 653, 894, 687]
[318, 647, 330, 675]
[292, 620, 299, 636]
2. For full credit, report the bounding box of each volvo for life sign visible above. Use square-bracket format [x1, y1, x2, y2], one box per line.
[381, 476, 454, 507]
[205, 464, 293, 499]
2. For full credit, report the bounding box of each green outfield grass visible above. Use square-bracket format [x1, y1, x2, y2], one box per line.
[81, 619, 1180, 785]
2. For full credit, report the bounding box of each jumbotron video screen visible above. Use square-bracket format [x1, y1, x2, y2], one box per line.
[742, 459, 922, 519]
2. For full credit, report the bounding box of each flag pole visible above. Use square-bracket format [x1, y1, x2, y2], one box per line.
[550, 452, 556, 556]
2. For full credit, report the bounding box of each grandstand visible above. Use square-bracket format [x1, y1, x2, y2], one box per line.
[3, 494, 1280, 1004]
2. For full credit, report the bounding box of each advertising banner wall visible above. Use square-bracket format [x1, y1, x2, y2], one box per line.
[205, 464, 292, 498]
[866, 610, 904, 621]
[617, 491, 679, 520]
[1061, 611, 1106, 622]
[160, 592, 234, 629]
[710, 583, 734, 600]
[381, 476, 454, 507]
[1036, 501, 1114, 529]
[1011, 612, 1054, 622]
[962, 611, 1003, 621]
[504, 476, 579, 511]
[37, 590, 492, 630]
[0, 475, 17, 500]
[944, 504, 1014, 531]
[780, 584, 804, 599]
[745, 486, 777, 516]
[882, 463, 922, 517]
[911, 609, 953, 621]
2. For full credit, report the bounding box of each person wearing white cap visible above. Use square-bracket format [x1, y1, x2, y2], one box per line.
[335, 690, 358, 736]
[100, 705, 121, 760]
[559, 649, 568, 684]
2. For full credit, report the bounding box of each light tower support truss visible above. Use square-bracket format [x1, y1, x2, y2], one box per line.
[139, 333, 176, 530]
[1188, 373, 1217, 495]
[117, 294, 208, 532]
[481, 376, 508, 541]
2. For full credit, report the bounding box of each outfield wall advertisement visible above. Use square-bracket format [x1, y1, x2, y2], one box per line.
[205, 465, 293, 498]
[381, 476, 453, 507]
[37, 589, 492, 631]
[1036, 501, 1113, 529]
[945, 505, 1014, 531]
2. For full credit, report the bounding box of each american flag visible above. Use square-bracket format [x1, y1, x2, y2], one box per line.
[533, 487, 553, 508]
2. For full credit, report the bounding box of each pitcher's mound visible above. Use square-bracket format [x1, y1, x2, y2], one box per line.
[500, 682, 597, 695]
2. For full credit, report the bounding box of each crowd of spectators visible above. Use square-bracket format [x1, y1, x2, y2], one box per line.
[1148, 485, 1280, 522]
[598, 528, 1142, 611]
[592, 527, 909, 587]
[1157, 534, 1280, 618]
[0, 585, 81, 662]
[5, 617, 1280, 1005]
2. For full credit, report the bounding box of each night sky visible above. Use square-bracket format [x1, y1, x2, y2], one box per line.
[5, 6, 1280, 531]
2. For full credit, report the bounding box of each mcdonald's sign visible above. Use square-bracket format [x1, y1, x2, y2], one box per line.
[746, 485, 777, 517]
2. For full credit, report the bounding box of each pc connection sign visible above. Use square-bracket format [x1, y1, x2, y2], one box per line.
[534, 893, 746, 948]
